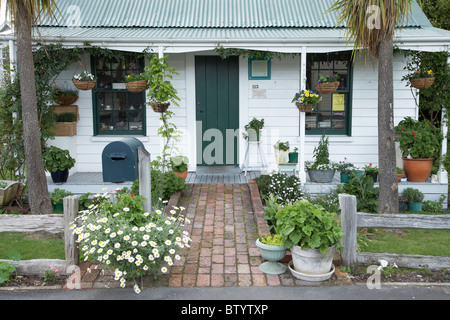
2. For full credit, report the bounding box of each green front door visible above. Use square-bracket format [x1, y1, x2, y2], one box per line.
[195, 56, 239, 166]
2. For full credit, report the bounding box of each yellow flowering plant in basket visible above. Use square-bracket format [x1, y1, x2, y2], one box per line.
[292, 90, 322, 112]
[70, 188, 191, 294]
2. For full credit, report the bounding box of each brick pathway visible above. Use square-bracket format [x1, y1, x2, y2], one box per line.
[76, 183, 348, 289]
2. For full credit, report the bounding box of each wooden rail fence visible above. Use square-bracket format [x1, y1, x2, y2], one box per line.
[339, 194, 450, 270]
[0, 196, 79, 275]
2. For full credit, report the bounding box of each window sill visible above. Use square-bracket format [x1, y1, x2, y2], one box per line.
[91, 136, 149, 142]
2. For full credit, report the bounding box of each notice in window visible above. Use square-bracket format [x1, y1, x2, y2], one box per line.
[332, 94, 345, 111]
[251, 60, 268, 77]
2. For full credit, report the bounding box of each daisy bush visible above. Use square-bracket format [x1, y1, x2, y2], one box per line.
[255, 173, 304, 204]
[70, 188, 191, 294]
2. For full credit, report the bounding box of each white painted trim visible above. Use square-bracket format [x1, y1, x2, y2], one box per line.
[185, 53, 197, 171]
[299, 46, 307, 185]
[239, 56, 249, 169]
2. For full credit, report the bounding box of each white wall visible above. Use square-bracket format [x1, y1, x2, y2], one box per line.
[48, 51, 417, 175]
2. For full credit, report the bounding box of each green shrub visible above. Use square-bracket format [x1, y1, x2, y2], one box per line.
[132, 169, 188, 203]
[336, 174, 379, 213]
[402, 187, 424, 203]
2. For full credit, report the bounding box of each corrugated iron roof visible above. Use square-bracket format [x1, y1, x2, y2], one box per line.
[40, 0, 427, 29]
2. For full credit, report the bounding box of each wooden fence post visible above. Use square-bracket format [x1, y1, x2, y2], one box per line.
[339, 194, 357, 268]
[64, 195, 79, 272]
[138, 147, 151, 212]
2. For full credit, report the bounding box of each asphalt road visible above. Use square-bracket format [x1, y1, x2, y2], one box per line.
[1, 283, 449, 300]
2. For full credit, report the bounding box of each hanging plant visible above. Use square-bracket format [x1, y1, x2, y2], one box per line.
[125, 73, 148, 93]
[72, 71, 96, 90]
[315, 73, 341, 94]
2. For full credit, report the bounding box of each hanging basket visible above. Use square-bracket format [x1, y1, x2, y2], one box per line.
[296, 102, 314, 112]
[126, 80, 148, 93]
[410, 77, 435, 90]
[72, 79, 96, 91]
[315, 82, 339, 94]
[57, 95, 79, 105]
[150, 102, 170, 113]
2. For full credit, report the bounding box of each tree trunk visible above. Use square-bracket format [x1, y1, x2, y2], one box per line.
[15, 6, 53, 215]
[377, 36, 399, 213]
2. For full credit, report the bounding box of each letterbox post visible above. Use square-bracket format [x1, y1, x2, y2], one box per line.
[138, 147, 151, 212]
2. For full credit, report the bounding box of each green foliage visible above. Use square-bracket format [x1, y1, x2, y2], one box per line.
[262, 194, 283, 234]
[170, 155, 189, 173]
[395, 117, 442, 160]
[132, 169, 189, 204]
[273, 140, 290, 151]
[144, 54, 180, 106]
[42, 146, 76, 172]
[422, 195, 446, 213]
[275, 200, 343, 253]
[56, 112, 77, 122]
[260, 234, 285, 246]
[125, 73, 145, 82]
[244, 118, 264, 132]
[50, 188, 73, 206]
[214, 44, 294, 60]
[0, 261, 16, 285]
[336, 174, 379, 213]
[255, 173, 303, 204]
[402, 187, 424, 203]
[152, 110, 182, 172]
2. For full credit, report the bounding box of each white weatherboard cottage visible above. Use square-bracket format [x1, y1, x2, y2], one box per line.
[1, 0, 449, 201]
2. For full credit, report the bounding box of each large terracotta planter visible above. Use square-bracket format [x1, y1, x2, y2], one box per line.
[402, 158, 433, 182]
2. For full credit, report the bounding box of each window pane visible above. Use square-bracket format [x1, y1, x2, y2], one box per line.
[94, 54, 145, 135]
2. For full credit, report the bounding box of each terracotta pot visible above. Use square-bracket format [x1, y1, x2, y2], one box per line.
[402, 158, 433, 182]
[397, 173, 404, 181]
[174, 170, 188, 180]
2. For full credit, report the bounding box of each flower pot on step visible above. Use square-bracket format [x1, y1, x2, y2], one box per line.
[402, 158, 433, 182]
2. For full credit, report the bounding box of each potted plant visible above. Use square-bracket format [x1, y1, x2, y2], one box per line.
[243, 117, 264, 141]
[54, 88, 79, 105]
[364, 163, 379, 182]
[315, 72, 341, 94]
[42, 146, 76, 184]
[397, 167, 404, 181]
[144, 54, 180, 113]
[403, 69, 435, 90]
[72, 71, 96, 90]
[255, 234, 287, 275]
[125, 73, 148, 93]
[273, 140, 290, 164]
[395, 117, 442, 182]
[52, 112, 78, 136]
[291, 90, 322, 112]
[275, 200, 343, 281]
[50, 188, 73, 211]
[289, 147, 299, 164]
[170, 155, 189, 180]
[306, 133, 337, 183]
[402, 187, 424, 212]
[337, 158, 356, 183]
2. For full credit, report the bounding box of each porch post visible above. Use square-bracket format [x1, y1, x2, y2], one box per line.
[299, 46, 307, 185]
[438, 107, 448, 185]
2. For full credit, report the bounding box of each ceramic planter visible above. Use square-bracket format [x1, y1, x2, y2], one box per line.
[50, 169, 69, 184]
[408, 202, 422, 212]
[402, 158, 433, 182]
[255, 238, 287, 275]
[308, 169, 335, 183]
[288, 152, 298, 163]
[365, 171, 378, 182]
[247, 130, 261, 142]
[291, 245, 336, 277]
[276, 150, 289, 164]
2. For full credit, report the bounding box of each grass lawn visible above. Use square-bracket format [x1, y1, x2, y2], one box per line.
[361, 228, 450, 256]
[0, 232, 65, 260]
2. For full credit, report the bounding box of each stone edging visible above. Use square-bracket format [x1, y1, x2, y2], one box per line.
[248, 179, 270, 237]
